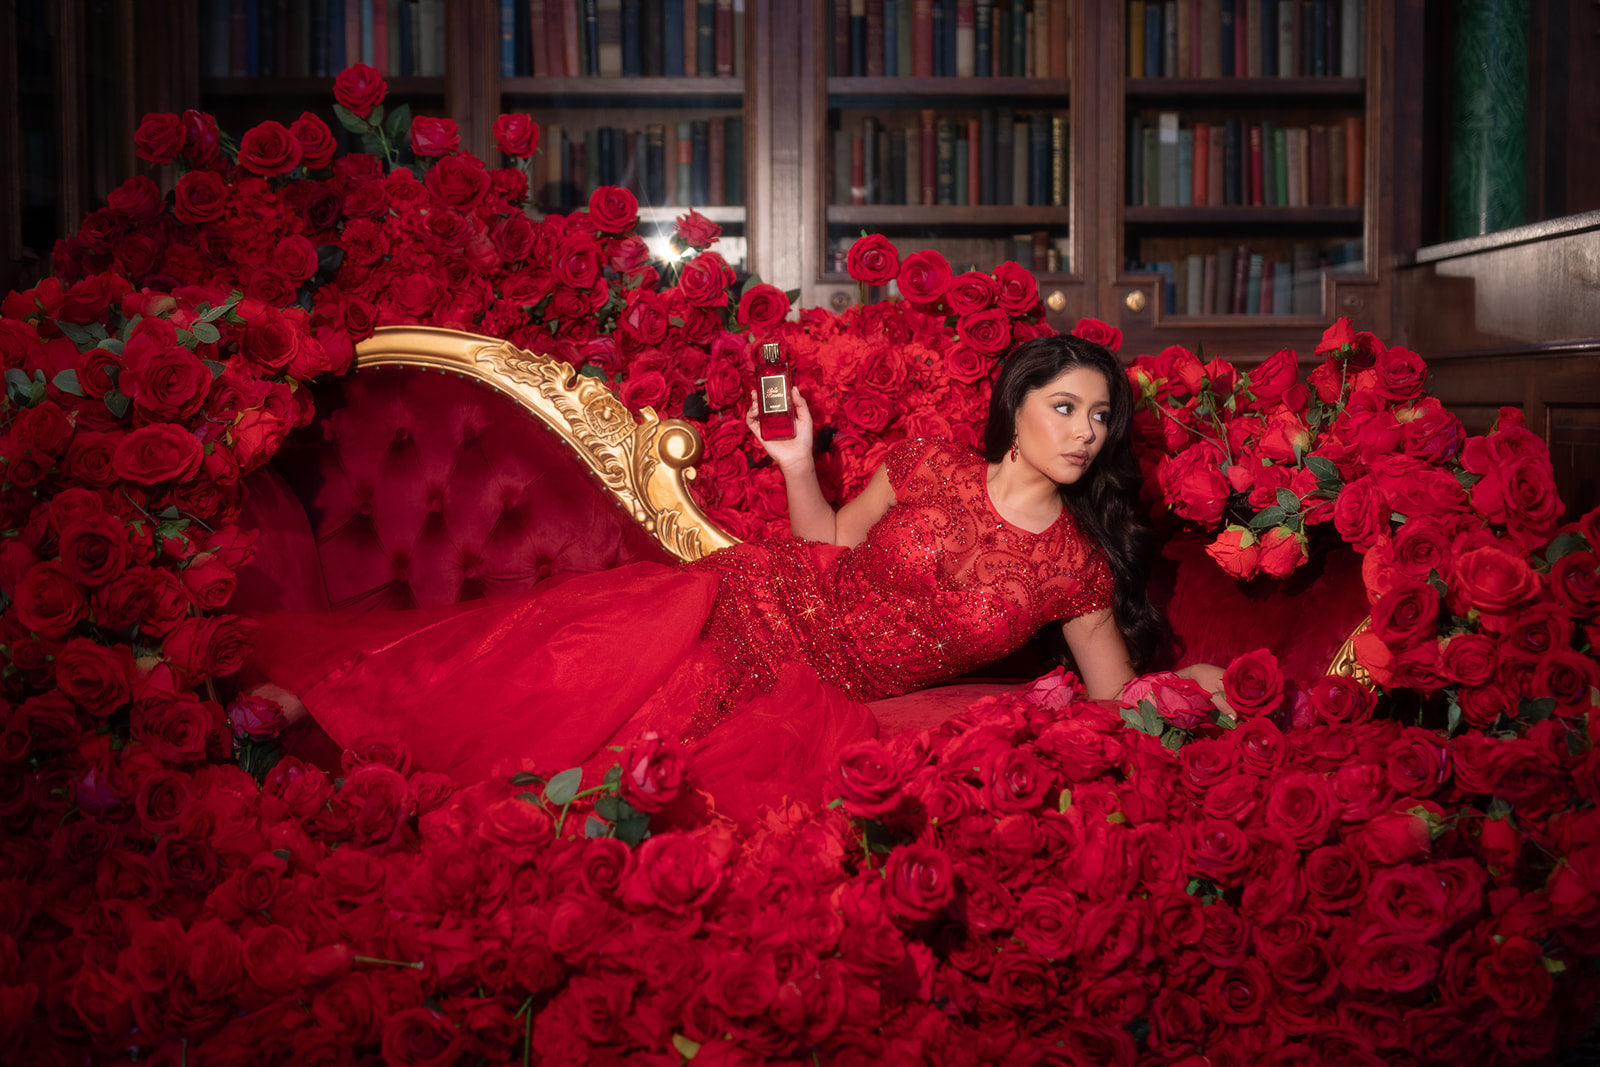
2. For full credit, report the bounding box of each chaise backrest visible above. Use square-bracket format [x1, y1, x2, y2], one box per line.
[228, 325, 737, 617]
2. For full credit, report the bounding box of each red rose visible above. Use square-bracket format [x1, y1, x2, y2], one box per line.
[55, 637, 135, 715]
[992, 260, 1040, 315]
[1303, 674, 1376, 725]
[1332, 474, 1390, 551]
[1340, 932, 1437, 993]
[122, 343, 211, 421]
[587, 185, 638, 233]
[623, 832, 721, 914]
[107, 175, 161, 221]
[945, 270, 998, 315]
[835, 738, 904, 817]
[333, 63, 387, 118]
[956, 307, 1013, 355]
[409, 115, 460, 157]
[1186, 818, 1254, 884]
[172, 170, 229, 225]
[112, 423, 204, 484]
[1449, 543, 1540, 613]
[15, 560, 87, 637]
[1121, 671, 1214, 730]
[236, 120, 303, 177]
[984, 746, 1052, 811]
[182, 109, 220, 164]
[130, 697, 216, 762]
[134, 112, 185, 163]
[896, 249, 953, 308]
[1402, 403, 1465, 463]
[839, 386, 896, 433]
[289, 112, 337, 169]
[846, 234, 901, 285]
[674, 208, 722, 249]
[1369, 580, 1441, 649]
[1263, 770, 1336, 847]
[1476, 935, 1554, 1019]
[1255, 525, 1308, 578]
[492, 112, 540, 157]
[619, 730, 688, 813]
[1071, 317, 1122, 352]
[1314, 317, 1356, 358]
[618, 369, 671, 412]
[552, 232, 603, 289]
[1551, 551, 1600, 616]
[884, 841, 956, 921]
[329, 764, 414, 850]
[57, 513, 132, 589]
[1532, 648, 1600, 717]
[679, 251, 735, 308]
[1373, 344, 1427, 401]
[1303, 843, 1369, 911]
[1223, 648, 1287, 719]
[1204, 527, 1261, 579]
[380, 1005, 465, 1067]
[1159, 444, 1230, 525]
[1248, 348, 1299, 405]
[737, 283, 791, 331]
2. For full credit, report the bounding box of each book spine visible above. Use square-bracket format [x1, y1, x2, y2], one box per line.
[1277, 125, 1292, 206]
[1157, 112, 1179, 206]
[1192, 121, 1209, 205]
[1028, 113, 1050, 206]
[1129, 2, 1145, 78]
[1246, 253, 1263, 313]
[1231, 247, 1249, 313]
[1143, 125, 1159, 207]
[1308, 123, 1328, 204]
[676, 121, 693, 203]
[1185, 254, 1204, 314]
[1341, 0, 1360, 76]
[905, 125, 921, 205]
[884, 0, 899, 75]
[1012, 0, 1028, 77]
[1144, 4, 1161, 78]
[1259, 118, 1276, 205]
[1176, 0, 1190, 77]
[1050, 115, 1067, 206]
[1216, 246, 1235, 314]
[620, 0, 641, 75]
[1311, 0, 1325, 75]
[974, 0, 991, 76]
[888, 127, 907, 203]
[898, 0, 914, 75]
[1247, 122, 1263, 205]
[1207, 123, 1224, 206]
[944, 0, 960, 77]
[708, 116, 726, 204]
[955, 126, 969, 204]
[866, 0, 885, 76]
[1163, 0, 1177, 79]
[850, 127, 866, 204]
[1260, 259, 1275, 315]
[598, 0, 622, 77]
[913, 0, 934, 77]
[641, 0, 663, 74]
[965, 116, 980, 204]
[1202, 254, 1217, 314]
[920, 109, 937, 204]
[1260, 0, 1275, 75]
[863, 117, 879, 203]
[996, 109, 1013, 205]
[645, 124, 666, 204]
[716, 0, 733, 74]
[955, 0, 974, 76]
[1246, 0, 1261, 75]
[733, 0, 744, 75]
[1344, 114, 1363, 205]
[833, 0, 850, 75]
[1278, 0, 1294, 75]
[1233, 0, 1248, 75]
[1327, 122, 1345, 205]
[690, 120, 710, 203]
[696, 0, 715, 75]
[1199, 0, 1220, 75]
[661, 0, 684, 74]
[1032, 0, 1048, 79]
[980, 108, 996, 204]
[499, 0, 515, 74]
[1223, 118, 1241, 204]
[1012, 116, 1028, 205]
[683, 0, 697, 76]
[1219, 0, 1233, 75]
[936, 119, 956, 204]
[1325, 0, 1338, 75]
[930, 0, 947, 75]
[1177, 127, 1193, 206]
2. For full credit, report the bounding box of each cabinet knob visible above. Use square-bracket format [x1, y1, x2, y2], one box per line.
[1124, 290, 1146, 313]
[829, 290, 852, 311]
[1045, 290, 1067, 313]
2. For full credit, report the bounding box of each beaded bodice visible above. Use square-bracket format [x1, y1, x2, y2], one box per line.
[687, 437, 1115, 717]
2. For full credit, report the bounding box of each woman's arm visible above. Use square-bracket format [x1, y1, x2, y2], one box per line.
[747, 388, 896, 547]
[1061, 609, 1136, 700]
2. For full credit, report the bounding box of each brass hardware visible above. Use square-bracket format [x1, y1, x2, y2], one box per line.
[828, 290, 852, 311]
[1327, 616, 1373, 685]
[1124, 289, 1146, 313]
[1045, 290, 1067, 313]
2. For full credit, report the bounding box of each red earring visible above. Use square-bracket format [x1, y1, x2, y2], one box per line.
[1010, 437, 1018, 463]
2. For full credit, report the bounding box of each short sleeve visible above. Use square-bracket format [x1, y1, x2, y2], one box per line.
[1076, 547, 1115, 616]
[884, 437, 941, 497]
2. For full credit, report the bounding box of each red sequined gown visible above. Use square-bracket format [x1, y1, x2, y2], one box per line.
[251, 438, 1114, 820]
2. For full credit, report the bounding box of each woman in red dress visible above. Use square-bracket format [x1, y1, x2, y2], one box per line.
[248, 333, 1215, 821]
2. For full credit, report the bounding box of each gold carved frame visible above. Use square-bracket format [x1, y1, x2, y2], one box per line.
[353, 325, 738, 563]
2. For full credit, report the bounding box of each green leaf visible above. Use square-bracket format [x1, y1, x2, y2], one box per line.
[784, 287, 801, 303]
[1119, 706, 1145, 733]
[359, 132, 386, 158]
[1427, 570, 1449, 600]
[175, 328, 197, 347]
[53, 319, 95, 348]
[1249, 506, 1288, 529]
[1390, 511, 1409, 525]
[593, 793, 621, 821]
[577, 364, 606, 380]
[98, 337, 124, 356]
[1161, 728, 1186, 753]
[1446, 692, 1463, 737]
[508, 771, 542, 786]
[1305, 455, 1340, 483]
[1210, 705, 1237, 730]
[584, 816, 609, 838]
[203, 360, 227, 379]
[1138, 699, 1163, 736]
[1486, 797, 1513, 819]
[602, 763, 622, 790]
[671, 1035, 702, 1059]
[740, 273, 763, 295]
[51, 369, 83, 396]
[543, 767, 582, 806]
[516, 790, 543, 804]
[332, 103, 371, 135]
[615, 813, 650, 847]
[272, 848, 292, 861]
[157, 505, 181, 520]
[385, 103, 412, 143]
[189, 321, 221, 345]
[103, 389, 131, 418]
[1275, 488, 1300, 511]
[1543, 531, 1589, 565]
[1519, 697, 1556, 724]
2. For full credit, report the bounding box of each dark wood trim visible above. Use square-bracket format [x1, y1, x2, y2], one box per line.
[1400, 207, 1600, 265]
[828, 205, 1075, 226]
[1124, 76, 1364, 100]
[1124, 206, 1364, 225]
[500, 76, 743, 106]
[199, 76, 447, 97]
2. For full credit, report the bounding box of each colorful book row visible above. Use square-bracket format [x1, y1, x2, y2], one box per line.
[538, 119, 744, 212]
[501, 0, 746, 79]
[1127, 113, 1363, 208]
[197, 0, 446, 79]
[827, 0, 1071, 79]
[1131, 239, 1361, 315]
[1127, 0, 1364, 79]
[830, 111, 1068, 208]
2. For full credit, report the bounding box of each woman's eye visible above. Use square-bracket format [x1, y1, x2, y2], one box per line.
[1093, 411, 1107, 423]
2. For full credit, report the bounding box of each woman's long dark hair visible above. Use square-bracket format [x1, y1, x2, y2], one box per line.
[983, 333, 1167, 672]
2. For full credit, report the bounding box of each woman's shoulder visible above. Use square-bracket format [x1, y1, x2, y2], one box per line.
[884, 436, 983, 488]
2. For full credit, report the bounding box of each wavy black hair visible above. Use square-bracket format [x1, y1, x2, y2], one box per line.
[982, 333, 1167, 672]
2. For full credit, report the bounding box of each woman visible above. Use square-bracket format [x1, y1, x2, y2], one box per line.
[249, 334, 1206, 820]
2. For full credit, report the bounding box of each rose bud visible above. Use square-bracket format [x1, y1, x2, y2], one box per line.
[619, 730, 688, 814]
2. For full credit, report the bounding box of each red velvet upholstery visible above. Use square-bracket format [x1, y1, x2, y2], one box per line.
[229, 366, 672, 619]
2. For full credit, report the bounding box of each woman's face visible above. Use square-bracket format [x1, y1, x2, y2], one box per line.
[1012, 365, 1112, 486]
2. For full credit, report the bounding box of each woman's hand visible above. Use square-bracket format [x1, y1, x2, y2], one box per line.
[745, 387, 815, 474]
[1178, 662, 1234, 719]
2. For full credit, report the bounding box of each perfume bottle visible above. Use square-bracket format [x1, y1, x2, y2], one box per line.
[757, 342, 796, 441]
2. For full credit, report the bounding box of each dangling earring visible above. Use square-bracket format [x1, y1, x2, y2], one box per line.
[1009, 436, 1019, 463]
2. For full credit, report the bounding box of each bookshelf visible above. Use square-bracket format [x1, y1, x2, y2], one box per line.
[1097, 0, 1389, 358]
[800, 0, 1091, 321]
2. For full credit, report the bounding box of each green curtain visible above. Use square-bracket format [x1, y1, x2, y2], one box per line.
[1446, 0, 1528, 239]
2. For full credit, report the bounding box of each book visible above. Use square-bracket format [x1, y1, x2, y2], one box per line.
[1176, 0, 1191, 76]
[954, 129, 970, 205]
[1144, 3, 1161, 78]
[995, 109, 1013, 205]
[966, 116, 981, 204]
[696, 0, 715, 75]
[832, 128, 851, 204]
[898, 0, 914, 74]
[1260, 119, 1277, 205]
[1247, 122, 1263, 206]
[1260, 259, 1275, 314]
[1129, 1, 1145, 77]
[1328, 122, 1345, 205]
[1185, 253, 1204, 314]
[1245, 0, 1261, 75]
[980, 109, 996, 205]
[1192, 121, 1209, 205]
[920, 109, 937, 204]
[1032, 0, 1048, 79]
[690, 120, 710, 203]
[1233, 0, 1248, 75]
[1163, 0, 1177, 80]
[1050, 115, 1067, 206]
[936, 119, 956, 204]
[833, 0, 850, 74]
[1245, 252, 1263, 314]
[1012, 116, 1029, 205]
[1216, 245, 1236, 314]
[1049, 0, 1068, 77]
[851, 126, 866, 204]
[1202, 253, 1217, 314]
[913, 0, 933, 76]
[598, 0, 622, 77]
[1308, 124, 1328, 204]
[1278, 0, 1295, 76]
[905, 125, 921, 205]
[683, 0, 697, 76]
[862, 116, 878, 203]
[1222, 119, 1241, 205]
[930, 0, 948, 76]
[641, 0, 662, 74]
[1219, 0, 1233, 75]
[1143, 125, 1159, 207]
[1341, 0, 1362, 76]
[1199, 0, 1221, 75]
[644, 123, 666, 204]
[1344, 114, 1363, 204]
[1127, 118, 1143, 205]
[1207, 123, 1224, 206]
[1291, 241, 1319, 314]
[955, 0, 974, 76]
[888, 127, 906, 203]
[676, 121, 693, 204]
[1157, 112, 1179, 206]
[661, 0, 683, 74]
[1231, 244, 1249, 313]
[866, 0, 885, 76]
[708, 115, 726, 204]
[1177, 127, 1193, 206]
[1261, 0, 1276, 74]
[1028, 113, 1050, 207]
[974, 0, 991, 76]
[885, 0, 899, 74]
[716, 0, 734, 74]
[1012, 0, 1028, 76]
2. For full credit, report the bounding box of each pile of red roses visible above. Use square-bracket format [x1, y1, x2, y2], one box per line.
[3, 66, 1599, 1064]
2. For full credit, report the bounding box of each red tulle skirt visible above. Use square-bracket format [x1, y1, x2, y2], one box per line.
[248, 562, 879, 823]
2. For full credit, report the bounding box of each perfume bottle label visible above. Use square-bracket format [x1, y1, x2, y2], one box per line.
[760, 374, 790, 414]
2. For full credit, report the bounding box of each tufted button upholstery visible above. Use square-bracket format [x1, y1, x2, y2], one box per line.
[230, 365, 673, 617]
